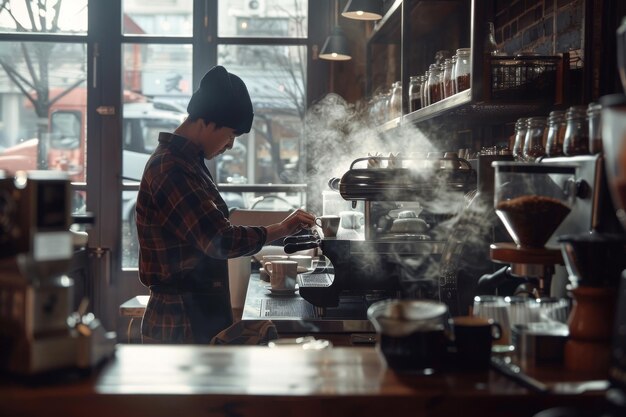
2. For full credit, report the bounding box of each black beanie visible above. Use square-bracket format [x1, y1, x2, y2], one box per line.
[186, 66, 254, 135]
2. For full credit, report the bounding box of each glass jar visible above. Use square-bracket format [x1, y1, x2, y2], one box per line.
[545, 110, 567, 157]
[451, 55, 458, 95]
[427, 64, 443, 104]
[564, 106, 590, 156]
[587, 102, 602, 154]
[442, 59, 454, 98]
[455, 48, 471, 92]
[421, 71, 429, 107]
[408, 76, 422, 112]
[388, 81, 402, 119]
[512, 117, 528, 161]
[523, 117, 547, 162]
[379, 90, 391, 122]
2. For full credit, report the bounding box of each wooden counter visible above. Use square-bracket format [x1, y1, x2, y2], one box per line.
[0, 345, 611, 417]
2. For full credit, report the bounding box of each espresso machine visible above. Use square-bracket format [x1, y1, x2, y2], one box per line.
[297, 155, 476, 314]
[0, 170, 116, 375]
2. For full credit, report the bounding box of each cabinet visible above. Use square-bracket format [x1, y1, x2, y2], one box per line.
[366, 0, 573, 148]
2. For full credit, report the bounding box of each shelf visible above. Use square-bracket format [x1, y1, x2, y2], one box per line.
[373, 88, 559, 131]
[403, 89, 472, 124]
[367, 0, 567, 134]
[376, 117, 402, 133]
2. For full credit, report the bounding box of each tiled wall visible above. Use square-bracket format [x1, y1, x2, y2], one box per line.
[494, 0, 584, 57]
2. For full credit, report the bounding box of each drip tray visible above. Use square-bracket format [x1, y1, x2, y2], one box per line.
[260, 298, 368, 320]
[261, 298, 316, 318]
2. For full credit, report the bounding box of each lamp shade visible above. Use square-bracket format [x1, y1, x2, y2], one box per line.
[341, 0, 383, 21]
[319, 27, 352, 61]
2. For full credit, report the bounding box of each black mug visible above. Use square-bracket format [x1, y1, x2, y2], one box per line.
[450, 315, 502, 371]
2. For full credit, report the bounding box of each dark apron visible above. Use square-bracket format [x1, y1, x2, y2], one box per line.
[182, 166, 233, 344]
[181, 258, 233, 344]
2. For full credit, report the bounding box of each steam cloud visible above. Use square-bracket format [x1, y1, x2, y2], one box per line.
[301, 93, 499, 303]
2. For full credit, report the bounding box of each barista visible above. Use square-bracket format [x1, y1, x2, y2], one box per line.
[136, 65, 315, 344]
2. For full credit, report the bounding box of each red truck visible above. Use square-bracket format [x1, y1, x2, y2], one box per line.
[0, 87, 187, 214]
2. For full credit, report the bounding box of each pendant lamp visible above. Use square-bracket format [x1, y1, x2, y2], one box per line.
[319, 0, 352, 61]
[319, 27, 352, 61]
[341, 0, 383, 21]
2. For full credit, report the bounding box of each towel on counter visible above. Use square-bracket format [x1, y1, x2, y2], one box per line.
[210, 320, 278, 345]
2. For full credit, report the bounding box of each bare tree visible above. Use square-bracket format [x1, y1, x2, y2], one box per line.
[0, 0, 86, 163]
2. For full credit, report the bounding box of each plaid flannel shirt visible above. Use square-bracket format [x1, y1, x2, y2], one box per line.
[136, 132, 267, 343]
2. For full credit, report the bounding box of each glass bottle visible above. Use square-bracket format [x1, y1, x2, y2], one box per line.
[388, 81, 403, 119]
[427, 64, 443, 104]
[408, 76, 422, 112]
[442, 59, 454, 98]
[455, 48, 471, 92]
[564, 106, 590, 156]
[545, 110, 566, 157]
[484, 22, 500, 56]
[512, 117, 528, 161]
[421, 71, 430, 107]
[523, 117, 547, 162]
[587, 102, 602, 154]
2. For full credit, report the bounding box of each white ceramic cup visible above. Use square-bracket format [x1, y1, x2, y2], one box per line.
[315, 215, 340, 238]
[289, 255, 312, 270]
[264, 260, 298, 290]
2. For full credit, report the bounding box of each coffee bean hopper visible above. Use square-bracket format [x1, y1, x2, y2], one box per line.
[489, 162, 577, 298]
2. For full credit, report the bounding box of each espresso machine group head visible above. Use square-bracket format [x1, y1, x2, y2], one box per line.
[0, 170, 115, 375]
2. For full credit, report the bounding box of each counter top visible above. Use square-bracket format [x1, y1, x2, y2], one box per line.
[0, 345, 611, 417]
[241, 272, 374, 335]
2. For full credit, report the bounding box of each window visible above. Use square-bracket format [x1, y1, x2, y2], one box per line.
[215, 0, 308, 211]
[0, 1, 87, 34]
[218, 0, 308, 38]
[119, 1, 309, 267]
[0, 40, 87, 193]
[123, 0, 193, 36]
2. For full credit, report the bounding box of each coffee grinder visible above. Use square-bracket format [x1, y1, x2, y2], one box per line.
[0, 170, 116, 375]
[488, 162, 577, 297]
